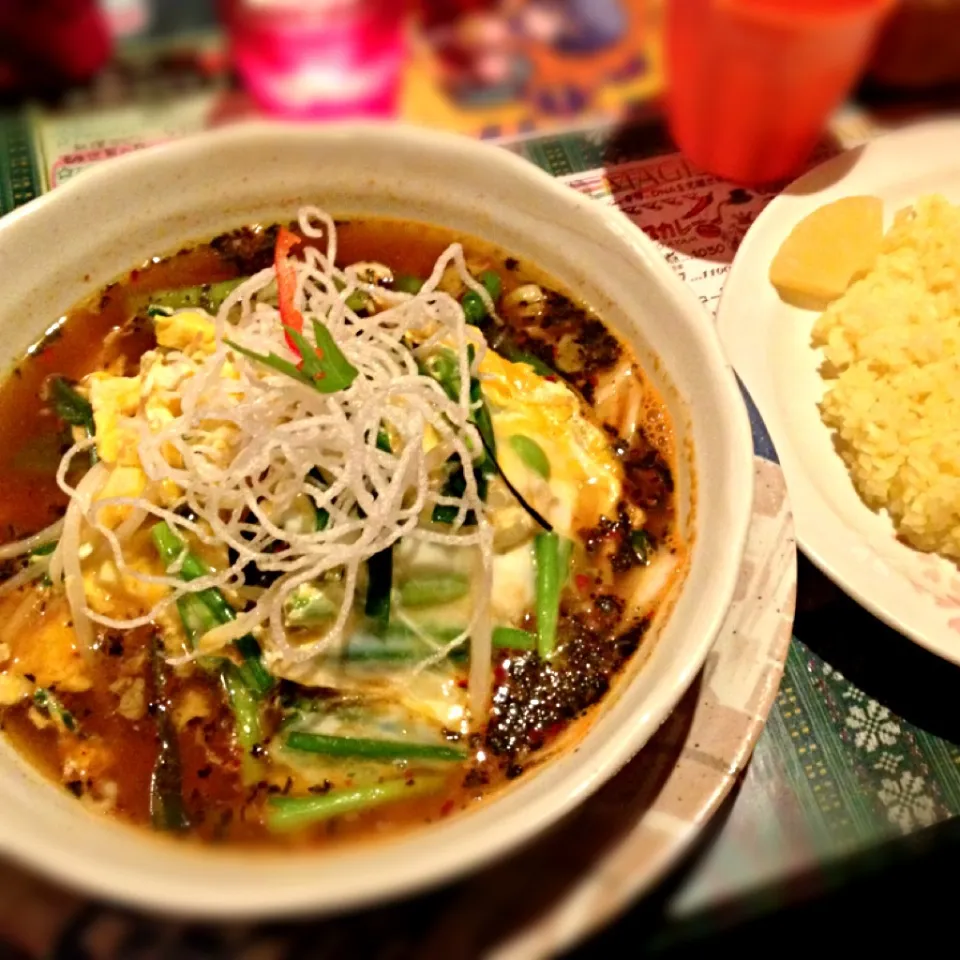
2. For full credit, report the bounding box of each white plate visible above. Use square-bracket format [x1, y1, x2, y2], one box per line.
[718, 116, 960, 666]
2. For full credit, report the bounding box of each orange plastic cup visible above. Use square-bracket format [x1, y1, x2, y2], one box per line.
[664, 0, 896, 185]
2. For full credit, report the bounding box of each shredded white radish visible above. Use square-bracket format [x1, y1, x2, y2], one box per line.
[59, 462, 107, 654]
[0, 555, 51, 599]
[0, 518, 63, 561]
[23, 206, 499, 722]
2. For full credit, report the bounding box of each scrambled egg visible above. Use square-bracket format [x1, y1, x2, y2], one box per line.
[82, 310, 230, 620]
[87, 310, 237, 521]
[0, 591, 91, 696]
[90, 343, 208, 471]
[89, 309, 214, 472]
[153, 310, 217, 355]
[82, 528, 171, 621]
[479, 349, 624, 538]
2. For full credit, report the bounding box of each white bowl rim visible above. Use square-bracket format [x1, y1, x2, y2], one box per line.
[0, 121, 754, 918]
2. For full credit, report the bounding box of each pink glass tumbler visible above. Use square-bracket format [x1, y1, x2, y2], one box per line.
[222, 0, 408, 120]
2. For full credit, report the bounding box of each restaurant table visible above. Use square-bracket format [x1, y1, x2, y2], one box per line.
[3, 7, 960, 957]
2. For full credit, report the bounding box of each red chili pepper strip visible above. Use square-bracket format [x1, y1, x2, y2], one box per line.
[275, 227, 307, 356]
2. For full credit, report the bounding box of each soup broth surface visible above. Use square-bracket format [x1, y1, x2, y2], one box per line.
[0, 217, 683, 847]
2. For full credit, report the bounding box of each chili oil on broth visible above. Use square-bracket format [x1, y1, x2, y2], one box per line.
[0, 216, 684, 849]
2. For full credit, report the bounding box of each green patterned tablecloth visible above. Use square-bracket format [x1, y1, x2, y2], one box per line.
[4, 53, 960, 952]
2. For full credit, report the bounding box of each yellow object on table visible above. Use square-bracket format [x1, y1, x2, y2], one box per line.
[769, 196, 884, 310]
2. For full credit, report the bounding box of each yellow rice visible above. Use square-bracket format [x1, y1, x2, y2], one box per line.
[812, 193, 960, 559]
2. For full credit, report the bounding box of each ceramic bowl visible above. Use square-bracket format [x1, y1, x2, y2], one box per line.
[0, 122, 753, 918]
